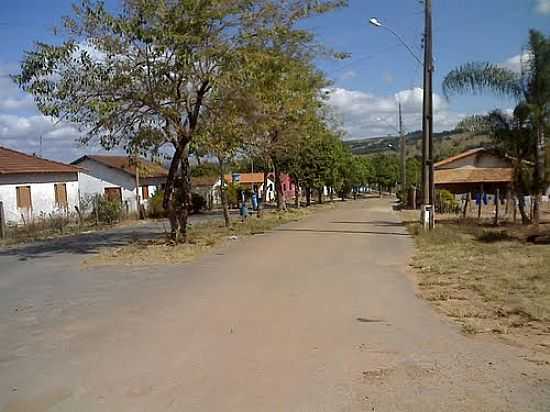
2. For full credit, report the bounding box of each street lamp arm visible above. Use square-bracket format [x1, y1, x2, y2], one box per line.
[381, 26, 423, 66]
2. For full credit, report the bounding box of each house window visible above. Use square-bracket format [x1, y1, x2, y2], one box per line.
[54, 183, 68, 208]
[142, 186, 150, 199]
[283, 183, 287, 191]
[104, 187, 122, 203]
[16, 186, 32, 209]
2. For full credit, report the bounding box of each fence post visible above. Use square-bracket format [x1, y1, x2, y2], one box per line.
[477, 184, 484, 222]
[0, 201, 6, 240]
[494, 188, 500, 226]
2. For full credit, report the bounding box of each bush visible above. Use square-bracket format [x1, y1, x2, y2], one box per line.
[190, 192, 207, 214]
[148, 190, 206, 217]
[147, 190, 167, 218]
[435, 189, 460, 214]
[226, 183, 239, 208]
[94, 195, 122, 224]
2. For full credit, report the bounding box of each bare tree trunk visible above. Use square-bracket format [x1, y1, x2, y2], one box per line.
[305, 186, 311, 207]
[273, 162, 287, 211]
[218, 157, 230, 227]
[462, 193, 470, 219]
[318, 188, 323, 204]
[294, 179, 300, 209]
[177, 153, 192, 243]
[533, 126, 545, 228]
[163, 141, 186, 240]
[517, 194, 530, 225]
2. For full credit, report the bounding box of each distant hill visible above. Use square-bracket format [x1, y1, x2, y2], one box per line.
[345, 129, 492, 162]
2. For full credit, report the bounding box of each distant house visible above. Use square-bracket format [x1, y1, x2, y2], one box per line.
[72, 155, 168, 213]
[192, 176, 220, 209]
[221, 173, 276, 202]
[0, 146, 80, 224]
[434, 148, 514, 194]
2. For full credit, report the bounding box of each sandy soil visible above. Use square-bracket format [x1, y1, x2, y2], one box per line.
[0, 198, 549, 411]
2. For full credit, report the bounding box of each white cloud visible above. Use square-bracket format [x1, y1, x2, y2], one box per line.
[535, 0, 550, 14]
[0, 66, 37, 112]
[0, 62, 91, 162]
[500, 52, 532, 74]
[0, 113, 84, 161]
[324, 87, 465, 140]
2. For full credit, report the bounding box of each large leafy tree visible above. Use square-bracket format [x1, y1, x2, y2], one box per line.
[15, 0, 347, 241]
[443, 29, 550, 226]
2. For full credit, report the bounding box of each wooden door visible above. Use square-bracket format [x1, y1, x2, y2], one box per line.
[54, 183, 68, 208]
[16, 186, 32, 210]
[141, 185, 150, 199]
[104, 187, 122, 203]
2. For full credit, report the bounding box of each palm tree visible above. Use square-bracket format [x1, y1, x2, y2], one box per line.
[443, 30, 550, 226]
[487, 105, 534, 224]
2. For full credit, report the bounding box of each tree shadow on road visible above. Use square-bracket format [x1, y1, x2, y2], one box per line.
[0, 229, 166, 261]
[330, 220, 405, 228]
[276, 228, 410, 236]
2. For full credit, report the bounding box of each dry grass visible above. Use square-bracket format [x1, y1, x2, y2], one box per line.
[84, 205, 331, 267]
[406, 216, 550, 353]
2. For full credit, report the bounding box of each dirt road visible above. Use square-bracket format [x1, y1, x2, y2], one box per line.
[1, 198, 549, 411]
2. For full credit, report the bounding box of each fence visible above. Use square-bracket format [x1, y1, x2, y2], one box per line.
[0, 195, 135, 244]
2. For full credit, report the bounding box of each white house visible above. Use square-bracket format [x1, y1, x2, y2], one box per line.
[0, 146, 80, 224]
[72, 155, 168, 213]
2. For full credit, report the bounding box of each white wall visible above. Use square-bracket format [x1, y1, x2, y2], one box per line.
[0, 173, 79, 224]
[77, 159, 162, 213]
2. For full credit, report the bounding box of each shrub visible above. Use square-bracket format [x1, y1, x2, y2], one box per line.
[148, 190, 206, 217]
[147, 190, 167, 218]
[190, 193, 207, 214]
[226, 183, 239, 208]
[94, 195, 122, 224]
[435, 189, 460, 214]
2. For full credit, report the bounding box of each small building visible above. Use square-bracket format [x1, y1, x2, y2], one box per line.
[0, 146, 80, 224]
[434, 148, 513, 194]
[72, 155, 168, 213]
[192, 176, 220, 210]
[221, 173, 276, 202]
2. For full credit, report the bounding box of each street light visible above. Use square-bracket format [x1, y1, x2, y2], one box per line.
[369, 8, 433, 228]
[368, 17, 422, 66]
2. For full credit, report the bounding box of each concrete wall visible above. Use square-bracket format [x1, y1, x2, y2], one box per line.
[77, 159, 160, 213]
[0, 173, 79, 224]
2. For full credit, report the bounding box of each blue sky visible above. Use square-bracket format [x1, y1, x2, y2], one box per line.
[0, 0, 549, 161]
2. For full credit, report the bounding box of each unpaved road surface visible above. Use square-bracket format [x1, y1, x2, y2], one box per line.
[1, 198, 549, 411]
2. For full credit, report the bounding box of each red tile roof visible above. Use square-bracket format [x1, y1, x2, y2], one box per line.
[435, 168, 513, 185]
[224, 173, 267, 184]
[0, 146, 80, 175]
[73, 155, 168, 178]
[434, 147, 486, 169]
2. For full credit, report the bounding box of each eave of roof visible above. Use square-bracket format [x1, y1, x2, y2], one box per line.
[0, 145, 81, 175]
[73, 155, 168, 179]
[435, 168, 513, 185]
[434, 147, 486, 169]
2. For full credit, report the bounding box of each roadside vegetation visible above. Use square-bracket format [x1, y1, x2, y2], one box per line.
[407, 218, 550, 353]
[84, 202, 335, 267]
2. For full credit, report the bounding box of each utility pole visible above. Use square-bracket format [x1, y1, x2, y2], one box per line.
[398, 101, 406, 206]
[421, 0, 434, 230]
[39, 136, 43, 158]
